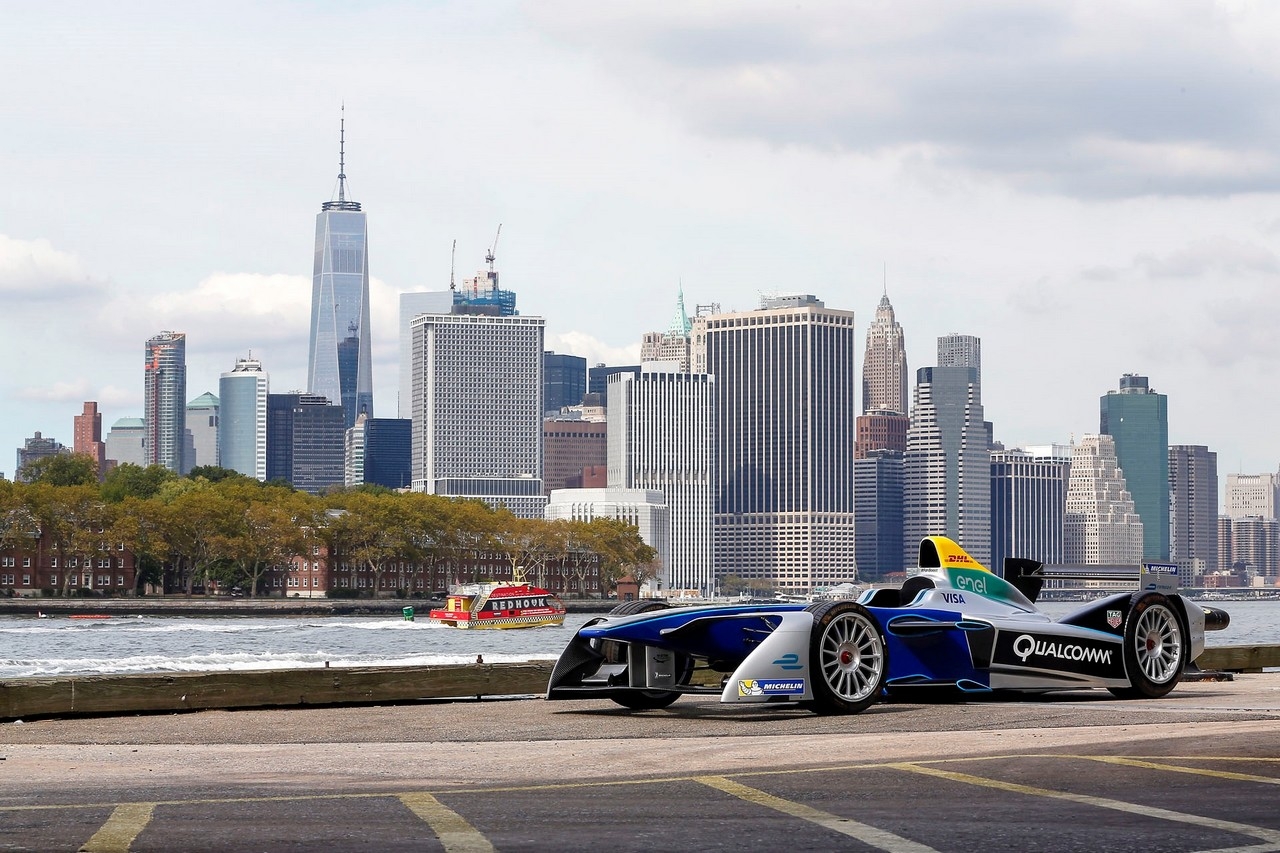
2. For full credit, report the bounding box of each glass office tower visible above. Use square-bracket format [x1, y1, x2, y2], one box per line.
[307, 112, 372, 430]
[1100, 374, 1169, 561]
[144, 331, 187, 473]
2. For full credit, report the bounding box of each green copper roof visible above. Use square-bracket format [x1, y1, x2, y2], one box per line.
[187, 392, 220, 409]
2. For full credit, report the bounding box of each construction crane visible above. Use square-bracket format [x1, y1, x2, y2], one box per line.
[485, 223, 502, 274]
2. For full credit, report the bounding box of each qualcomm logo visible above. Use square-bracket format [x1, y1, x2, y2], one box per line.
[1012, 634, 1113, 665]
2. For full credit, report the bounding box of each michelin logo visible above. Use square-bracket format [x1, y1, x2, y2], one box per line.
[1012, 634, 1113, 665]
[739, 679, 806, 697]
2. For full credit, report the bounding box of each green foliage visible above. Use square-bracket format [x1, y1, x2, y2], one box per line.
[187, 465, 255, 484]
[22, 453, 100, 487]
[1, 476, 654, 599]
[102, 464, 177, 502]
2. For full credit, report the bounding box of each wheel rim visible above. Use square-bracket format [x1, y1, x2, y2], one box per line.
[818, 611, 884, 702]
[1134, 604, 1182, 684]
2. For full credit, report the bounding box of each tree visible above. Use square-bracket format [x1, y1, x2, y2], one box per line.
[0, 483, 41, 581]
[560, 519, 602, 598]
[583, 517, 657, 591]
[111, 496, 168, 594]
[187, 465, 255, 484]
[216, 486, 313, 598]
[325, 492, 424, 597]
[22, 454, 100, 487]
[491, 512, 564, 587]
[433, 499, 497, 588]
[21, 484, 116, 596]
[156, 485, 241, 594]
[102, 464, 178, 503]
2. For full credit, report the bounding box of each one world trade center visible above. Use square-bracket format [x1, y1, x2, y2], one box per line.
[307, 111, 372, 429]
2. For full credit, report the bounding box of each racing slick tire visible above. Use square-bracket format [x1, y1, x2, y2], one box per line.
[805, 601, 888, 715]
[609, 600, 670, 617]
[603, 601, 690, 710]
[1108, 592, 1187, 700]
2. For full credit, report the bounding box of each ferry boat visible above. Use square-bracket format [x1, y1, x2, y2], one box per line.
[427, 571, 566, 629]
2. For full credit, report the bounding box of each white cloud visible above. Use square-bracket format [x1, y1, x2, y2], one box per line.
[15, 380, 94, 403]
[0, 234, 106, 301]
[532, 1, 1280, 197]
[547, 331, 640, 367]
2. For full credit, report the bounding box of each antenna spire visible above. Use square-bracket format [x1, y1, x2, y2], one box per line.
[338, 103, 347, 202]
[322, 105, 361, 212]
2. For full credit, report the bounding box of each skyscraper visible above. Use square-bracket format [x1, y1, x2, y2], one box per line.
[1100, 374, 1169, 561]
[544, 351, 587, 414]
[397, 290, 454, 420]
[183, 392, 220, 473]
[410, 312, 547, 518]
[990, 445, 1070, 574]
[105, 418, 146, 467]
[73, 402, 106, 478]
[1225, 516, 1280, 582]
[16, 432, 66, 481]
[266, 393, 344, 494]
[853, 449, 904, 583]
[543, 419, 607, 495]
[1063, 434, 1143, 565]
[862, 292, 908, 415]
[856, 292, 910, 459]
[144, 331, 186, 472]
[1224, 473, 1279, 520]
[937, 333, 981, 391]
[219, 357, 269, 481]
[903, 365, 990, 569]
[705, 294, 857, 592]
[346, 415, 411, 489]
[1169, 444, 1218, 585]
[639, 288, 695, 371]
[607, 365, 716, 596]
[307, 110, 372, 429]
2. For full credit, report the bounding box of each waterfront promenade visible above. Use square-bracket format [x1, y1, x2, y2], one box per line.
[3, 674, 1279, 851]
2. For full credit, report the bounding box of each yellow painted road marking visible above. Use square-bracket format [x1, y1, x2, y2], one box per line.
[885, 762, 1280, 845]
[5, 753, 1280, 816]
[79, 802, 154, 853]
[1081, 756, 1280, 785]
[399, 792, 495, 853]
[695, 775, 939, 853]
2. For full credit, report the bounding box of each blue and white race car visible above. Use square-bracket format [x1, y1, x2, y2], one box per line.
[546, 536, 1230, 715]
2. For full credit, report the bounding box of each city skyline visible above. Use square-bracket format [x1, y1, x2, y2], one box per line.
[6, 4, 1280, 481]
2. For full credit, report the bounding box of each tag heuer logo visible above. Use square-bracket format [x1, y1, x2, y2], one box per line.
[1106, 610, 1123, 629]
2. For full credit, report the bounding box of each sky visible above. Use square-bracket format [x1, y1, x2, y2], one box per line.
[4, 1, 1280, 490]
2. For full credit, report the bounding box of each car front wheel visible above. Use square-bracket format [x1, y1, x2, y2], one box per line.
[805, 601, 888, 715]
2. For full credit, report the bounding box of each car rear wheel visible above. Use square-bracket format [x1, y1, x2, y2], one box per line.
[806, 601, 887, 715]
[603, 601, 689, 710]
[1109, 593, 1186, 699]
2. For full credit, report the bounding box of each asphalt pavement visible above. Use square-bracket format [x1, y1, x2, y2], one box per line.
[3, 674, 1279, 852]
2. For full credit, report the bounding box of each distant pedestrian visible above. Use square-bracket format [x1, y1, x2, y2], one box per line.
[475, 654, 484, 665]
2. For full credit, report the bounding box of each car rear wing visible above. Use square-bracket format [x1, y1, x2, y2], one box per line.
[1003, 558, 1179, 604]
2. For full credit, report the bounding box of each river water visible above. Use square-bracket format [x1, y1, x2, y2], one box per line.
[0, 602, 1274, 679]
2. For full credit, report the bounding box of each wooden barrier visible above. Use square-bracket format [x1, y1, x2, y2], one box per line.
[1196, 645, 1280, 673]
[0, 662, 552, 720]
[3, 647, 1274, 719]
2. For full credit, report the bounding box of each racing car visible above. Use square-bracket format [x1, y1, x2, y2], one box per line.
[546, 536, 1230, 715]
